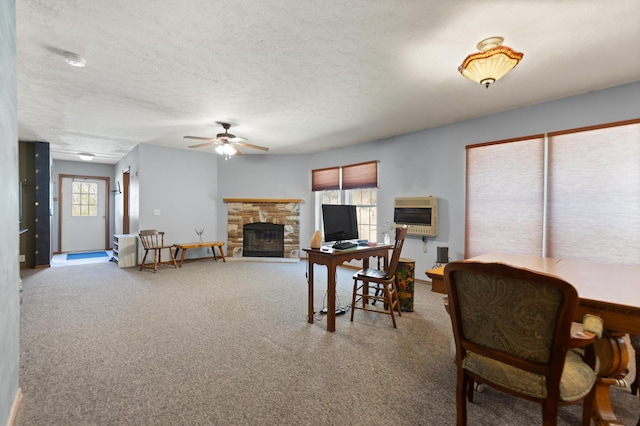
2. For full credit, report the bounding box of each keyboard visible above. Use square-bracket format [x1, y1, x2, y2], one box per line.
[332, 241, 357, 250]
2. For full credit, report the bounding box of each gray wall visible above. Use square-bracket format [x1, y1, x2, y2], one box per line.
[0, 0, 20, 424]
[113, 82, 640, 275]
[115, 145, 141, 236]
[216, 81, 640, 276]
[216, 153, 313, 253]
[116, 144, 220, 260]
[51, 160, 117, 253]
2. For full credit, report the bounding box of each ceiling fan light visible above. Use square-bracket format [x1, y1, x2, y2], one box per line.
[216, 144, 235, 156]
[459, 37, 523, 88]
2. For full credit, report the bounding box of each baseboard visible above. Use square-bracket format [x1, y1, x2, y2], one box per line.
[7, 387, 22, 426]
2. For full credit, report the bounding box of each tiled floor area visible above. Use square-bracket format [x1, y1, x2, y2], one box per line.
[50, 250, 115, 267]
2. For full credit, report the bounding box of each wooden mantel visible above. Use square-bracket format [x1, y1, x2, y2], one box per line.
[223, 198, 302, 203]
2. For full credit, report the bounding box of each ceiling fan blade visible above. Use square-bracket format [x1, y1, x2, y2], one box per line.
[184, 136, 216, 141]
[188, 141, 220, 148]
[231, 145, 243, 156]
[235, 142, 269, 151]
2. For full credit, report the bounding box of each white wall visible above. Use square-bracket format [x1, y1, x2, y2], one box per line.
[51, 160, 117, 253]
[0, 0, 20, 424]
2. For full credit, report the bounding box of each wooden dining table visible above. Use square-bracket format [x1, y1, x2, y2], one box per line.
[452, 253, 640, 426]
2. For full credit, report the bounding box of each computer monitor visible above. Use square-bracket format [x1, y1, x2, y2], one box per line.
[321, 204, 359, 242]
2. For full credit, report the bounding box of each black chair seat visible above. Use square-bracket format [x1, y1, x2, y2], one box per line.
[356, 268, 390, 280]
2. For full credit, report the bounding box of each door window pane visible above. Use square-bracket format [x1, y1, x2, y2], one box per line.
[71, 182, 98, 217]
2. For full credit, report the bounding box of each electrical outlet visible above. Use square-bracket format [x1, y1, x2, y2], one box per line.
[19, 255, 25, 262]
[153, 209, 160, 216]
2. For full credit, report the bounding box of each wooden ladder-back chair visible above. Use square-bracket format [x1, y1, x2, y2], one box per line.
[350, 226, 408, 328]
[139, 230, 177, 272]
[444, 261, 602, 426]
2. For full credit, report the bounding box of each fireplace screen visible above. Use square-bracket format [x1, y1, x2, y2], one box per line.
[243, 223, 284, 257]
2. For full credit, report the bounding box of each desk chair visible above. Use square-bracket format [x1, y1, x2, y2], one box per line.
[445, 261, 601, 426]
[350, 226, 408, 328]
[139, 230, 177, 272]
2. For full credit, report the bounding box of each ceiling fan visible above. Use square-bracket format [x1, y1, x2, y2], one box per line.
[184, 122, 269, 157]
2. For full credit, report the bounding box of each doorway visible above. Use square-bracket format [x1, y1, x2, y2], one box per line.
[59, 174, 110, 252]
[123, 170, 130, 234]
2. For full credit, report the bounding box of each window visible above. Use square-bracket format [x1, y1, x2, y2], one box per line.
[351, 188, 378, 242]
[465, 136, 545, 258]
[466, 119, 640, 265]
[546, 121, 640, 264]
[312, 161, 379, 242]
[71, 182, 98, 216]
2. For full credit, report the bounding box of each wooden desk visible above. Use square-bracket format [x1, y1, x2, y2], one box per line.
[439, 253, 640, 425]
[303, 244, 390, 332]
[173, 242, 226, 267]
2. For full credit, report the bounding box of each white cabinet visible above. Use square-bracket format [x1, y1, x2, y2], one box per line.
[113, 234, 137, 268]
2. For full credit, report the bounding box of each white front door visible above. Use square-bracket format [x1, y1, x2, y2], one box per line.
[61, 177, 107, 252]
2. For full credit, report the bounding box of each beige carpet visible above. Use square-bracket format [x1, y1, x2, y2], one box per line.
[16, 260, 638, 425]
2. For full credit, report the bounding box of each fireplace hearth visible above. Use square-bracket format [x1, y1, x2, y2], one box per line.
[243, 223, 284, 257]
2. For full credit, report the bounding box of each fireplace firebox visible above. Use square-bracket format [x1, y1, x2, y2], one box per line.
[243, 223, 284, 257]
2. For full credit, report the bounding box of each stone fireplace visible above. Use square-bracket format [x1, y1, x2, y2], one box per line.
[224, 198, 301, 258]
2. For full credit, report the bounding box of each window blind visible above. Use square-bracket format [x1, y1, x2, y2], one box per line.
[342, 161, 378, 190]
[311, 167, 340, 191]
[465, 136, 545, 259]
[312, 161, 378, 191]
[546, 120, 640, 265]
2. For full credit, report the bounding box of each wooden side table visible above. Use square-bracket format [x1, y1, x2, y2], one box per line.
[425, 265, 446, 294]
[173, 242, 226, 267]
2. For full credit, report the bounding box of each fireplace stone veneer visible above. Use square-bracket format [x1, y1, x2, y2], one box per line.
[224, 198, 301, 258]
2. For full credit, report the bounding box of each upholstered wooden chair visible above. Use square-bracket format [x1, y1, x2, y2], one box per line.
[444, 261, 601, 426]
[139, 230, 177, 272]
[350, 226, 408, 328]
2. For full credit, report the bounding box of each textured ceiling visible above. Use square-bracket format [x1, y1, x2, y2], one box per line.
[16, 0, 640, 164]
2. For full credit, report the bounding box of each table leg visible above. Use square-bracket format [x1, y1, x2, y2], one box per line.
[216, 245, 226, 262]
[179, 248, 187, 267]
[307, 259, 314, 324]
[592, 331, 629, 426]
[327, 264, 336, 332]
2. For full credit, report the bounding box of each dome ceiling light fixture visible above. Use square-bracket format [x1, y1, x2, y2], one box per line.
[78, 152, 95, 161]
[458, 37, 523, 88]
[63, 51, 86, 67]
